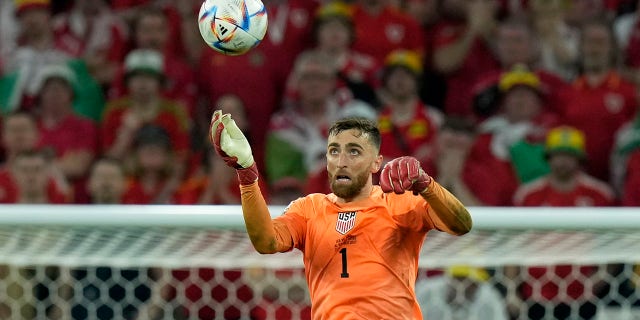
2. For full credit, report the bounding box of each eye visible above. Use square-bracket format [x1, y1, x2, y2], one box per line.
[328, 148, 339, 155]
[349, 149, 360, 155]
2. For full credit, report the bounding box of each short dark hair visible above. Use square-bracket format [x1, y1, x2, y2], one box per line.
[328, 117, 381, 151]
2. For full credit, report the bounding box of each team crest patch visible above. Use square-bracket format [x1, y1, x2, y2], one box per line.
[336, 211, 357, 235]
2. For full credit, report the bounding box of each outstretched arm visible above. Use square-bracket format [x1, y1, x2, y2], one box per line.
[379, 156, 472, 235]
[210, 110, 293, 253]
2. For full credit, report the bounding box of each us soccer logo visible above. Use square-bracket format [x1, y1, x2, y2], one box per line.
[336, 212, 357, 235]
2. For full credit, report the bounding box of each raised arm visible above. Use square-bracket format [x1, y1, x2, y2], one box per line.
[210, 110, 293, 253]
[379, 156, 472, 235]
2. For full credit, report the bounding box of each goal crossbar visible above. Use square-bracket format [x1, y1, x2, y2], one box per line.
[0, 205, 638, 268]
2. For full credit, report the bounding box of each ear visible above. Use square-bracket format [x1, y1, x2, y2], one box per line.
[371, 154, 383, 173]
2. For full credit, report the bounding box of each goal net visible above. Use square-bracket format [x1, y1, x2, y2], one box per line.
[0, 205, 639, 319]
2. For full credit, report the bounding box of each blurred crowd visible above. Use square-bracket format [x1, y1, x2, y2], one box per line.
[0, 0, 640, 207]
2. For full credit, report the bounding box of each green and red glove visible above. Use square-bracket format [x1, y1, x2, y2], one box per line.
[210, 110, 258, 185]
[380, 156, 432, 195]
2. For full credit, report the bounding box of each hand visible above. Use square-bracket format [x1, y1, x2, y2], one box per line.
[209, 110, 258, 185]
[380, 156, 432, 195]
[210, 110, 254, 169]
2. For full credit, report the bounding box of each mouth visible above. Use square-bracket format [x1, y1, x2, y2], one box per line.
[335, 174, 352, 183]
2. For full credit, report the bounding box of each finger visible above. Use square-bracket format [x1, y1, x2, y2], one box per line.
[213, 120, 229, 156]
[405, 157, 421, 182]
[209, 111, 223, 142]
[390, 160, 405, 194]
[210, 110, 222, 126]
[379, 165, 392, 193]
[221, 114, 243, 139]
[398, 159, 413, 190]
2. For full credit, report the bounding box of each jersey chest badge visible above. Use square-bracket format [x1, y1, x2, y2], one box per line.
[336, 211, 357, 235]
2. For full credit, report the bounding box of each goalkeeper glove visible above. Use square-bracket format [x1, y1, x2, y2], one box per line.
[210, 110, 258, 185]
[380, 156, 432, 195]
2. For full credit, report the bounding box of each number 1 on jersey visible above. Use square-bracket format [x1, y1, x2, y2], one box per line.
[339, 247, 349, 278]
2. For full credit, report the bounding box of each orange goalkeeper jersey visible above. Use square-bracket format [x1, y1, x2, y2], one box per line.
[273, 185, 443, 320]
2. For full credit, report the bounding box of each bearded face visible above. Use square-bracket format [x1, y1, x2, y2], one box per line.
[329, 166, 370, 199]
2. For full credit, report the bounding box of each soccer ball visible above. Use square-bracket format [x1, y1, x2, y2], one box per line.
[198, 0, 268, 56]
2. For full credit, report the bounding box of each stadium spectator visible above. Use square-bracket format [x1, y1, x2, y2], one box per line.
[175, 94, 269, 204]
[35, 64, 98, 203]
[86, 157, 128, 204]
[465, 65, 559, 205]
[422, 116, 482, 206]
[377, 50, 442, 164]
[265, 50, 375, 204]
[109, 6, 198, 117]
[0, 0, 105, 120]
[415, 266, 508, 320]
[350, 0, 425, 65]
[123, 124, 178, 204]
[509, 128, 615, 320]
[310, 1, 380, 108]
[399, 0, 448, 110]
[111, 0, 200, 62]
[101, 49, 190, 203]
[0, 111, 70, 202]
[471, 17, 570, 119]
[529, 0, 581, 80]
[51, 0, 128, 87]
[210, 111, 472, 319]
[0, 150, 69, 203]
[0, 111, 40, 164]
[0, 0, 70, 112]
[560, 18, 637, 183]
[513, 126, 616, 206]
[431, 0, 500, 118]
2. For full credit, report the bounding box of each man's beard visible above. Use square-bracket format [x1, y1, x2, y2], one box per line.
[329, 170, 369, 200]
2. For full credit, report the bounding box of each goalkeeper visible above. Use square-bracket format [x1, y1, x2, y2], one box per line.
[210, 110, 472, 319]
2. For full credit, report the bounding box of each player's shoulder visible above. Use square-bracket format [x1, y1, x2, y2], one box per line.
[282, 193, 332, 216]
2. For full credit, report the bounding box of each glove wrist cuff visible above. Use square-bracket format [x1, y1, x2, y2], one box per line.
[412, 179, 432, 195]
[237, 162, 259, 185]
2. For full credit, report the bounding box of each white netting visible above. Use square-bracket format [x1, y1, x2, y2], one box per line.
[0, 205, 638, 319]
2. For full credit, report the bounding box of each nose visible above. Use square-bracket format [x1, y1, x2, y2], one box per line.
[336, 151, 348, 168]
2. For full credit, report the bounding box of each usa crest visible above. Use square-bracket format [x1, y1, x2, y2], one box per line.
[336, 211, 357, 235]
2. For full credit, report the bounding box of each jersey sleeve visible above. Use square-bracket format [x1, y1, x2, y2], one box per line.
[423, 181, 472, 234]
[273, 198, 309, 251]
[386, 192, 436, 232]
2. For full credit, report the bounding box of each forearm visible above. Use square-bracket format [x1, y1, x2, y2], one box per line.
[420, 180, 472, 235]
[240, 180, 292, 254]
[433, 30, 477, 74]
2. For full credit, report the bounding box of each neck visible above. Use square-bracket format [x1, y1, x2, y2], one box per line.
[549, 173, 577, 192]
[25, 32, 53, 50]
[584, 70, 608, 87]
[41, 107, 69, 125]
[390, 98, 417, 123]
[132, 98, 160, 119]
[300, 100, 328, 118]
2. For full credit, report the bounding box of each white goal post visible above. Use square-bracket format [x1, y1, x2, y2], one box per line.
[0, 205, 638, 320]
[1, 205, 639, 268]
